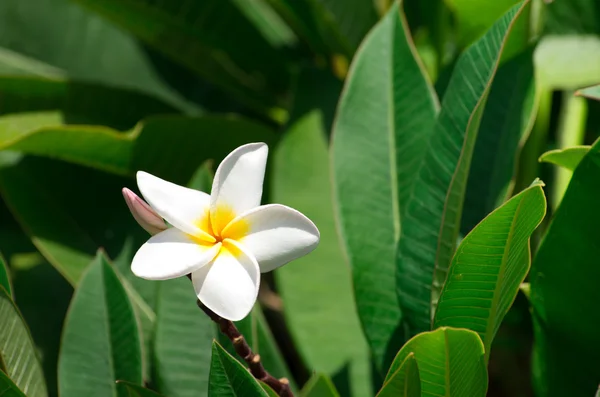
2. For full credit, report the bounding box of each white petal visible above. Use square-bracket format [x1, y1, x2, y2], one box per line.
[137, 171, 214, 241]
[210, 143, 268, 233]
[223, 204, 320, 272]
[132, 228, 221, 280]
[191, 239, 260, 321]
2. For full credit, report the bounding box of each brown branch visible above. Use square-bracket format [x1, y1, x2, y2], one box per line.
[197, 300, 294, 397]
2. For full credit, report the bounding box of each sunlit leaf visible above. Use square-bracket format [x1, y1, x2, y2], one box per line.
[396, 0, 531, 335]
[0, 370, 27, 397]
[576, 84, 600, 101]
[385, 327, 487, 397]
[539, 146, 591, 171]
[434, 180, 546, 361]
[376, 353, 420, 397]
[0, 252, 10, 297]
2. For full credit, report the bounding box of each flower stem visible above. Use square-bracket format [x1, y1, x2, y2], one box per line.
[197, 300, 294, 397]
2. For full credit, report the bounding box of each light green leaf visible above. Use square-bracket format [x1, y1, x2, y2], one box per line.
[530, 138, 600, 396]
[539, 146, 591, 171]
[300, 374, 340, 397]
[444, 0, 521, 48]
[376, 353, 420, 397]
[208, 341, 268, 397]
[58, 252, 142, 397]
[0, 287, 48, 397]
[576, 85, 600, 101]
[462, 47, 537, 233]
[116, 381, 166, 397]
[273, 109, 369, 394]
[384, 327, 487, 397]
[396, 0, 531, 335]
[535, 36, 600, 91]
[434, 181, 546, 361]
[0, 370, 27, 397]
[259, 381, 279, 397]
[153, 278, 215, 397]
[0, 252, 11, 297]
[331, 1, 439, 367]
[68, 0, 291, 111]
[0, 0, 193, 111]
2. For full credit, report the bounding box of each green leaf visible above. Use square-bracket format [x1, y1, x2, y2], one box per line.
[385, 327, 487, 397]
[273, 109, 370, 394]
[461, 47, 537, 233]
[433, 181, 546, 361]
[208, 341, 267, 397]
[58, 252, 142, 397]
[300, 374, 340, 397]
[535, 36, 600, 91]
[444, 0, 521, 48]
[68, 0, 291, 111]
[0, 370, 27, 397]
[0, 0, 192, 111]
[530, 138, 600, 396]
[0, 287, 48, 397]
[331, 1, 439, 368]
[0, 76, 178, 130]
[231, 0, 297, 48]
[396, 0, 530, 335]
[544, 0, 600, 35]
[538, 146, 591, 171]
[0, 252, 11, 297]
[116, 381, 166, 397]
[153, 277, 214, 397]
[376, 353, 420, 397]
[576, 85, 600, 101]
[259, 381, 279, 397]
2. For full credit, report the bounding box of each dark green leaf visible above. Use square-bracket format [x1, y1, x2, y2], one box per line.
[385, 327, 487, 397]
[530, 138, 600, 396]
[331, 1, 439, 367]
[0, 287, 48, 397]
[544, 0, 600, 35]
[538, 146, 591, 171]
[0, 0, 192, 111]
[69, 0, 291, 111]
[376, 353, 420, 397]
[0, 76, 178, 130]
[208, 341, 267, 397]
[153, 278, 214, 397]
[58, 252, 142, 397]
[396, 0, 531, 335]
[0, 252, 10, 297]
[117, 381, 166, 397]
[300, 374, 340, 397]
[434, 181, 546, 361]
[576, 85, 600, 101]
[0, 370, 27, 397]
[462, 47, 537, 233]
[273, 109, 370, 394]
[259, 381, 279, 397]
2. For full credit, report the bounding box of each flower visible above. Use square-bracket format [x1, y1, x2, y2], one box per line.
[123, 142, 320, 321]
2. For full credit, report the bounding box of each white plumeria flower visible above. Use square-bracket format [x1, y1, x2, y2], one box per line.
[124, 143, 320, 321]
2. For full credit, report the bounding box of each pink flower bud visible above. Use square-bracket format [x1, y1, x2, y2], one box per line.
[122, 187, 168, 235]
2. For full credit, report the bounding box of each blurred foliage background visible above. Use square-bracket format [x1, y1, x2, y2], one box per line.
[1, 0, 600, 396]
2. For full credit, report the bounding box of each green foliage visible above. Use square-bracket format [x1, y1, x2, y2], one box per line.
[58, 252, 142, 397]
[434, 180, 546, 360]
[0, 0, 598, 396]
[300, 374, 340, 397]
[208, 342, 268, 397]
[530, 139, 600, 396]
[384, 328, 487, 397]
[0, 287, 48, 397]
[331, 0, 438, 369]
[376, 354, 420, 397]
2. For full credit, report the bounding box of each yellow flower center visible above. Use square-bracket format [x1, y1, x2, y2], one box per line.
[193, 204, 249, 247]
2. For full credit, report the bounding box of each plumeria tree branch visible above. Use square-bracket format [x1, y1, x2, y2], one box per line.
[196, 299, 294, 397]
